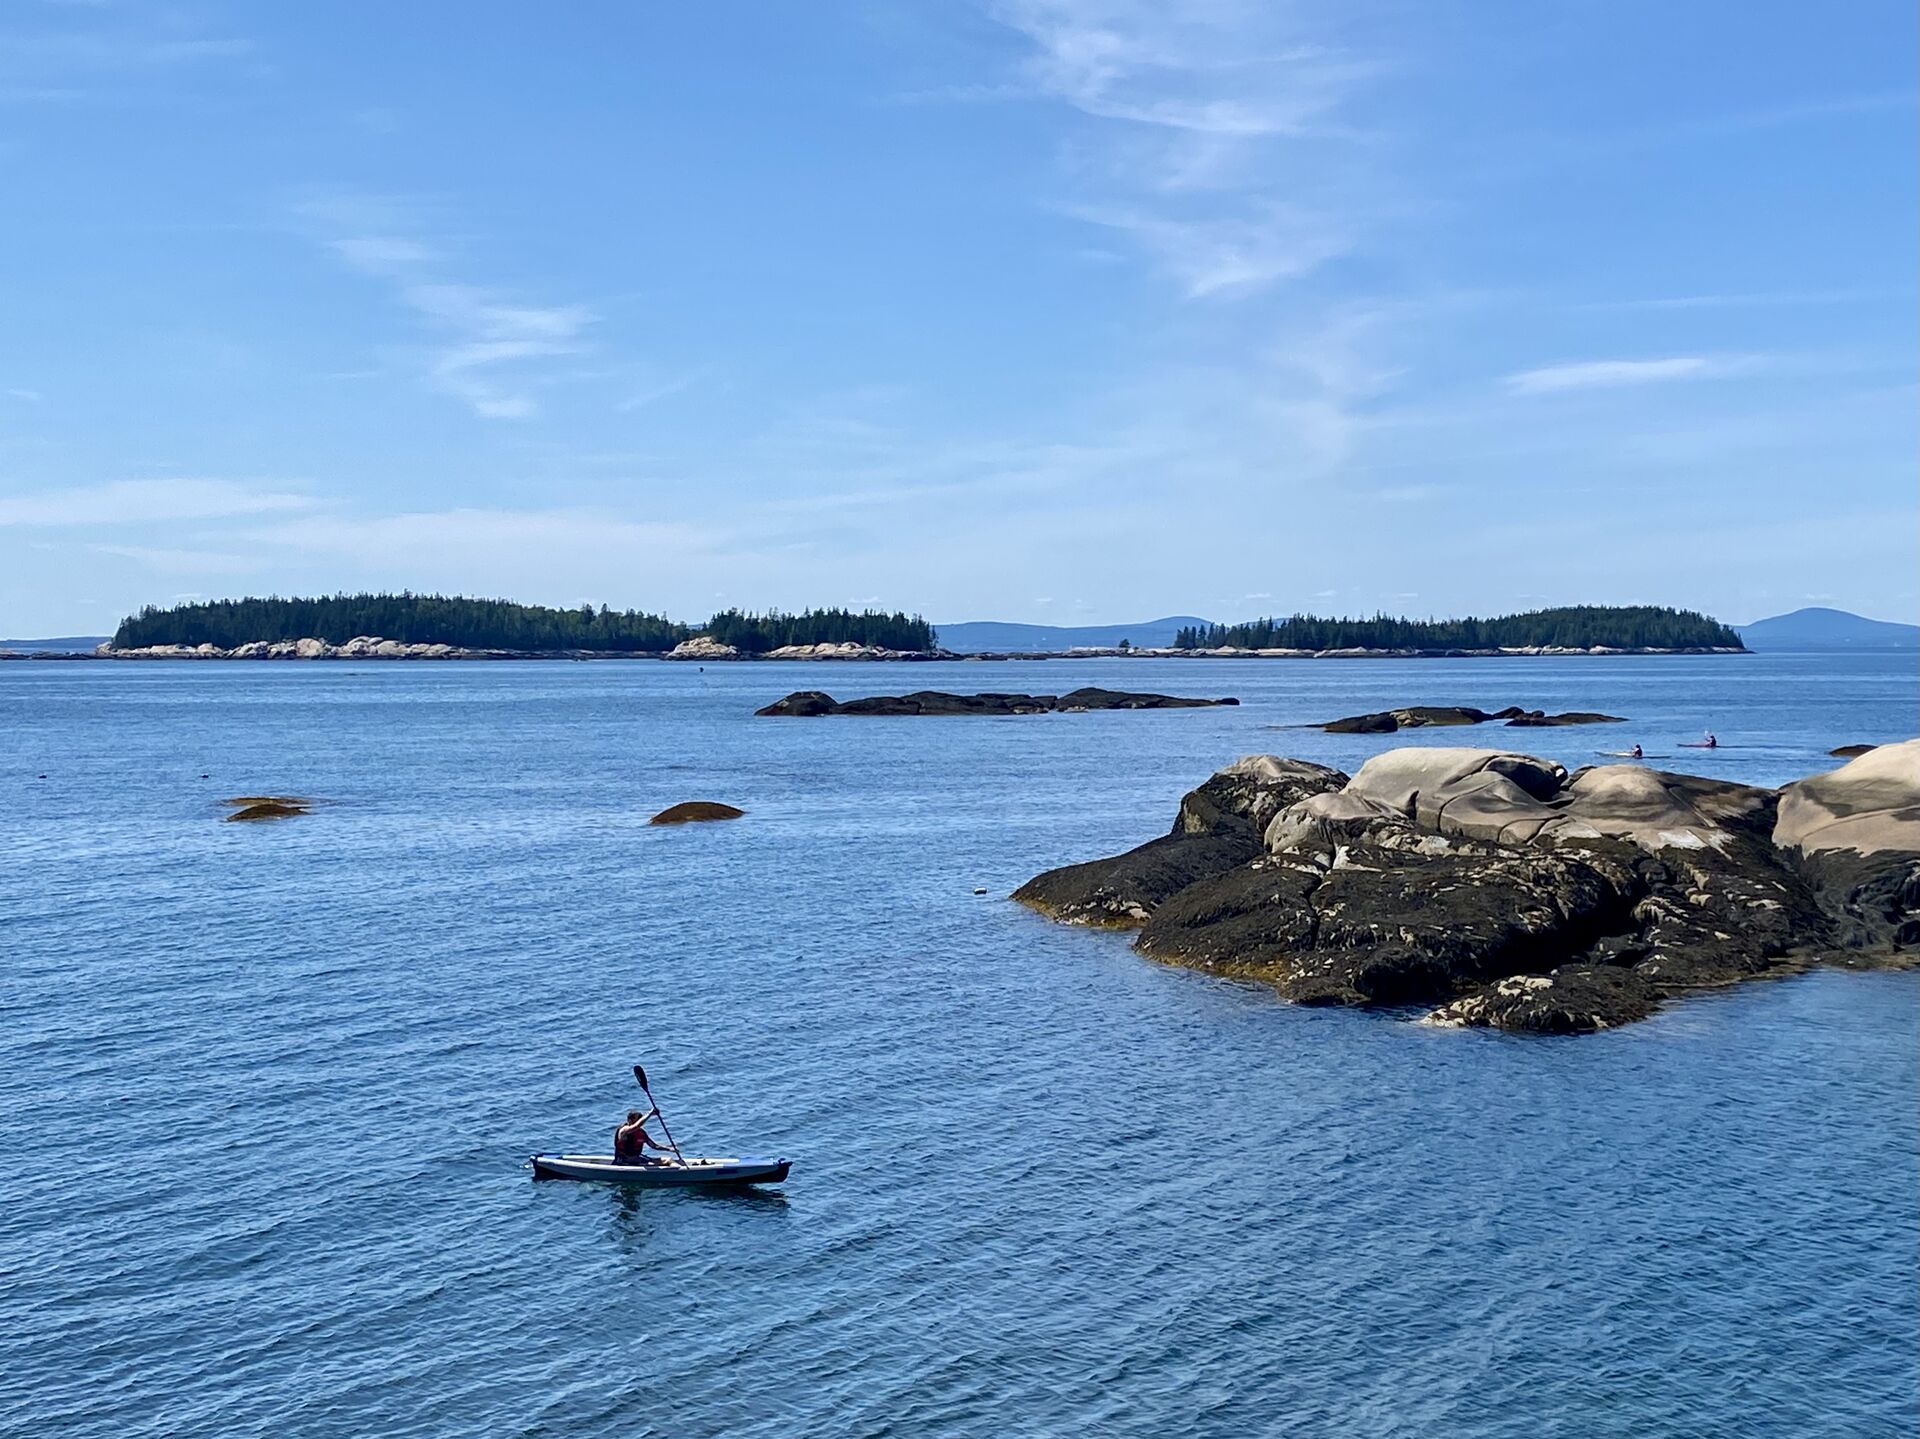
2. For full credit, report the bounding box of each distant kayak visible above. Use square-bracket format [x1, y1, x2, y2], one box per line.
[1676, 742, 1728, 749]
[1598, 751, 1665, 759]
[530, 1152, 791, 1187]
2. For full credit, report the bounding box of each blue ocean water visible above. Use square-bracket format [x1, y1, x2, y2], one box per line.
[2, 652, 1915, 1438]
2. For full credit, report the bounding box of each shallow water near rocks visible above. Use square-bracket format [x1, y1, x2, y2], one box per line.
[3, 652, 1916, 1438]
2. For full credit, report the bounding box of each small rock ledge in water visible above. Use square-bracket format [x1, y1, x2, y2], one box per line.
[1014, 742, 1920, 1034]
[649, 801, 746, 824]
[1314, 704, 1626, 734]
[223, 795, 313, 822]
[756, 688, 1238, 717]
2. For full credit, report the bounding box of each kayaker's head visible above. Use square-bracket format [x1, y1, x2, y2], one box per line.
[626, 1110, 644, 1124]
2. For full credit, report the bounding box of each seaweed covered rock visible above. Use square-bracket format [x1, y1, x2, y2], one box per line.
[757, 688, 1237, 717]
[1424, 966, 1662, 1034]
[1316, 705, 1624, 734]
[1011, 757, 1347, 928]
[1136, 840, 1636, 1008]
[1019, 745, 1919, 1034]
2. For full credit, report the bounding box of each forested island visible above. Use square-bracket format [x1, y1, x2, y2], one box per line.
[109, 594, 934, 654]
[1172, 606, 1743, 652]
[70, 594, 1750, 661]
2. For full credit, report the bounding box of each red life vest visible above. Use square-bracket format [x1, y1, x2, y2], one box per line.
[614, 1123, 646, 1163]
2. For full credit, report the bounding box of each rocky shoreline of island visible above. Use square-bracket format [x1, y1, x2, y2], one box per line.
[1013, 741, 1919, 1034]
[2, 636, 1750, 662]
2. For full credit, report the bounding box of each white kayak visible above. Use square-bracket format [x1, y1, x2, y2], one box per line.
[530, 1152, 791, 1187]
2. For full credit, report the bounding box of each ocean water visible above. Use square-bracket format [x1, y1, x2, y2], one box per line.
[2, 652, 1915, 1438]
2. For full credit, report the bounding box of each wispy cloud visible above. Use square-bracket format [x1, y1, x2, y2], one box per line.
[1070, 201, 1345, 297]
[0, 478, 313, 526]
[992, 0, 1371, 139]
[87, 542, 268, 576]
[0, 12, 254, 104]
[296, 192, 599, 420]
[1670, 89, 1918, 140]
[1504, 356, 1749, 396]
[984, 1, 1381, 299]
[1578, 288, 1904, 312]
[616, 365, 717, 413]
[227, 506, 721, 592]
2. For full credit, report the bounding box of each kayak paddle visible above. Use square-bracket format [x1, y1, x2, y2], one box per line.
[632, 1064, 688, 1166]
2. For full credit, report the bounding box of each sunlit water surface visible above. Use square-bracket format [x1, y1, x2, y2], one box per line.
[3, 653, 1916, 1437]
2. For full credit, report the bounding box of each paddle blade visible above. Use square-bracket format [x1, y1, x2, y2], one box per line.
[632, 1064, 650, 1090]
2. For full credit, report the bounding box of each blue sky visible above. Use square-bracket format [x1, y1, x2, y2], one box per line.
[1, 1, 1913, 634]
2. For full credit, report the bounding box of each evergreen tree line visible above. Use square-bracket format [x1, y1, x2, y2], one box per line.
[111, 593, 937, 653]
[701, 608, 935, 653]
[1172, 606, 1744, 652]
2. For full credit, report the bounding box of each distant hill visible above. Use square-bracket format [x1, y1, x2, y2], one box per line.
[933, 616, 1210, 652]
[0, 635, 107, 652]
[1736, 607, 1918, 649]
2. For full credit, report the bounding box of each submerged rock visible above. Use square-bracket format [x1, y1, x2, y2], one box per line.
[649, 801, 746, 824]
[223, 795, 312, 822]
[756, 687, 1237, 717]
[1017, 742, 1920, 1034]
[1317, 705, 1625, 734]
[1829, 744, 1878, 758]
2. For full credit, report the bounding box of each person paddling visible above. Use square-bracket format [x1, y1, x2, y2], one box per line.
[614, 1108, 669, 1166]
[1630, 743, 1643, 759]
[1703, 730, 1717, 749]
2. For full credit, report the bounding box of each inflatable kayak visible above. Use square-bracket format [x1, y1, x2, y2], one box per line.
[530, 1152, 791, 1187]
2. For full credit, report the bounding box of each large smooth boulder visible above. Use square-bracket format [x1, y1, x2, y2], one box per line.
[1536, 765, 1775, 852]
[1775, 740, 1920, 856]
[1177, 756, 1348, 838]
[1340, 748, 1568, 839]
[1776, 741, 1920, 949]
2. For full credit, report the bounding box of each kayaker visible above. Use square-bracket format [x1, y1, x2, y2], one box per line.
[1630, 744, 1643, 759]
[1704, 731, 1717, 748]
[614, 1108, 668, 1166]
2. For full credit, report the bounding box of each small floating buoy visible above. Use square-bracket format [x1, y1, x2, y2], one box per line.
[973, 887, 989, 896]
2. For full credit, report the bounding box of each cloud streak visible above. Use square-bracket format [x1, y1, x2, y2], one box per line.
[987, 1, 1380, 299]
[0, 478, 313, 527]
[298, 193, 599, 420]
[1504, 356, 1743, 396]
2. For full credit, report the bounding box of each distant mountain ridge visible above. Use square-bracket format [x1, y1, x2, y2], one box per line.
[937, 607, 1742, 653]
[932, 616, 1209, 652]
[1736, 607, 1918, 649]
[0, 635, 108, 652]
